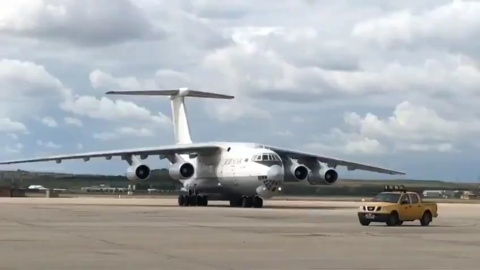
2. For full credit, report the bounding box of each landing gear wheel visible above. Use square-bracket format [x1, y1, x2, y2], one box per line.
[252, 196, 263, 208]
[188, 195, 197, 206]
[178, 195, 185, 206]
[200, 195, 208, 206]
[420, 211, 432, 226]
[195, 195, 202, 206]
[242, 196, 253, 208]
[359, 218, 370, 226]
[386, 212, 400, 226]
[178, 195, 189, 206]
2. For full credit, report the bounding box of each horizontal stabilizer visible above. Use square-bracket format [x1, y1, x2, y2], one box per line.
[106, 88, 234, 100]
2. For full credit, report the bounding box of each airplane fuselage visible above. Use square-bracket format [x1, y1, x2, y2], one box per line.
[178, 143, 286, 200]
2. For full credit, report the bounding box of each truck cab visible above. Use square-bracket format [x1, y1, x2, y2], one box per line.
[358, 185, 438, 226]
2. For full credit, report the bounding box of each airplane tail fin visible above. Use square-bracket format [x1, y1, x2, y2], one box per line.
[106, 88, 234, 145]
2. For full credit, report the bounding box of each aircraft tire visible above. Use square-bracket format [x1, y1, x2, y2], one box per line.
[188, 195, 197, 206]
[195, 195, 202, 206]
[178, 195, 185, 206]
[253, 196, 263, 208]
[200, 195, 208, 206]
[242, 196, 253, 208]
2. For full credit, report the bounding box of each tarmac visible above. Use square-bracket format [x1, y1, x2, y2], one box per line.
[0, 197, 479, 270]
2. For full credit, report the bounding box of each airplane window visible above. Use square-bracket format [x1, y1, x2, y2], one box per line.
[262, 154, 269, 161]
[268, 154, 274, 161]
[245, 158, 249, 162]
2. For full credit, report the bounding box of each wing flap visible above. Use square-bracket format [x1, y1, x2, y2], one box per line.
[0, 144, 221, 165]
[265, 145, 405, 175]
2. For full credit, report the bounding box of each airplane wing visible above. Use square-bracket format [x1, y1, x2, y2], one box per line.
[0, 143, 221, 165]
[264, 145, 405, 175]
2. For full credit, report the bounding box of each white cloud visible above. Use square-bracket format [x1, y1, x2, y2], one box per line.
[60, 96, 171, 127]
[89, 69, 144, 90]
[64, 117, 82, 127]
[395, 142, 454, 153]
[205, 99, 271, 122]
[203, 32, 480, 104]
[321, 100, 480, 153]
[0, 59, 71, 118]
[7, 133, 19, 140]
[352, 0, 480, 54]
[89, 69, 193, 91]
[305, 127, 388, 156]
[0, 118, 27, 133]
[93, 126, 156, 140]
[41, 116, 58, 127]
[0, 59, 172, 131]
[0, 0, 165, 46]
[5, 143, 23, 154]
[36, 140, 61, 149]
[344, 101, 480, 143]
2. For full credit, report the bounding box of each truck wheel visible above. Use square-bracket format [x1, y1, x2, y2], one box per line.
[396, 221, 403, 226]
[386, 212, 399, 226]
[420, 211, 432, 226]
[359, 218, 370, 226]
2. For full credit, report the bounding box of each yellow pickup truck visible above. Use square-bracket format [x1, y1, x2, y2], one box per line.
[357, 185, 438, 226]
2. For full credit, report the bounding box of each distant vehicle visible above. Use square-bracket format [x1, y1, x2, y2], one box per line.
[0, 89, 405, 208]
[28, 185, 47, 190]
[27, 185, 66, 192]
[358, 185, 438, 226]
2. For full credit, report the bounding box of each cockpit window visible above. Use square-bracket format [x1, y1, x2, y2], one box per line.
[251, 153, 282, 163]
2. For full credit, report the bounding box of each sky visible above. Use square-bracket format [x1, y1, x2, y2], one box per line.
[0, 0, 479, 182]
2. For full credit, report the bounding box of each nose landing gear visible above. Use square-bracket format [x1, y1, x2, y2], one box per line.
[230, 196, 263, 208]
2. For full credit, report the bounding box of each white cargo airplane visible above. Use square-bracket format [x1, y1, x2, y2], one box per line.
[0, 89, 405, 208]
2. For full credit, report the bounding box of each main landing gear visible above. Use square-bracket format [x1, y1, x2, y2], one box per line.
[230, 196, 263, 208]
[178, 194, 208, 207]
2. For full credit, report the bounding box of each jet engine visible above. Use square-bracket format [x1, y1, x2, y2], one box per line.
[291, 165, 309, 181]
[126, 163, 151, 181]
[283, 158, 310, 182]
[169, 161, 195, 180]
[307, 167, 338, 185]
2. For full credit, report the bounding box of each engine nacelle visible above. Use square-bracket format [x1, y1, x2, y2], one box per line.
[307, 167, 338, 185]
[283, 158, 310, 182]
[126, 163, 151, 181]
[291, 165, 309, 181]
[169, 162, 195, 180]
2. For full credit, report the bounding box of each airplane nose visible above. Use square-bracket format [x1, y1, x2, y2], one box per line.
[267, 165, 284, 182]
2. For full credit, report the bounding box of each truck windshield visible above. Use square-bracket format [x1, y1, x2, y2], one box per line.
[372, 193, 401, 203]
